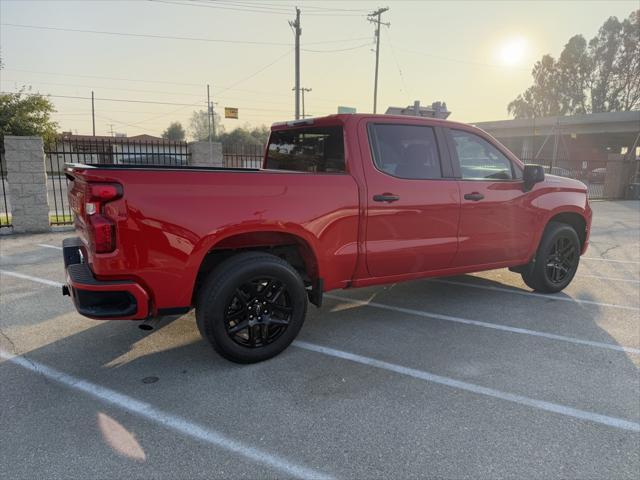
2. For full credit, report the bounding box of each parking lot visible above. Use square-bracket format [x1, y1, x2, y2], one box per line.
[0, 200, 638, 479]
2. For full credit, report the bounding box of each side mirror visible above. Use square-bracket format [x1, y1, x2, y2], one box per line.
[523, 164, 545, 192]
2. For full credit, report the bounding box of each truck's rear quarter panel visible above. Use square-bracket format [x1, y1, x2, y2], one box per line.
[68, 167, 360, 312]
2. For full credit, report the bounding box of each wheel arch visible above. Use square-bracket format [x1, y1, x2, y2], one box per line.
[190, 228, 321, 306]
[546, 211, 588, 249]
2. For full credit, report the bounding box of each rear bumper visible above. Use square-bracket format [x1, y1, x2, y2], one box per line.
[62, 237, 149, 320]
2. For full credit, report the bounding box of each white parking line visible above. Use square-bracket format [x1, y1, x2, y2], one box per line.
[3, 268, 638, 355]
[430, 279, 639, 311]
[576, 274, 640, 284]
[3, 268, 639, 436]
[324, 294, 640, 355]
[293, 341, 640, 433]
[0, 269, 64, 288]
[583, 257, 640, 265]
[38, 243, 63, 251]
[0, 349, 334, 480]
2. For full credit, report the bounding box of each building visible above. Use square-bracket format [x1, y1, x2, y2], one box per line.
[474, 111, 640, 170]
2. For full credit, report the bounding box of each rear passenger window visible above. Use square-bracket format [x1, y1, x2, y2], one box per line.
[450, 130, 514, 180]
[265, 126, 345, 173]
[368, 124, 442, 179]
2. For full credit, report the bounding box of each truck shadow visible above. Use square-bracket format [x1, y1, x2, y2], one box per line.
[2, 272, 637, 392]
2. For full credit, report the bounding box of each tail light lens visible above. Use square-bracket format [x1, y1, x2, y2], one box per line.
[85, 183, 122, 253]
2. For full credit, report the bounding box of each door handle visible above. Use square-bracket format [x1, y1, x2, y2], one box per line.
[464, 192, 484, 201]
[373, 193, 400, 203]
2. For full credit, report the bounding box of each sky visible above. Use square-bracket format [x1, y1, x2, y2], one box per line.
[0, 0, 637, 138]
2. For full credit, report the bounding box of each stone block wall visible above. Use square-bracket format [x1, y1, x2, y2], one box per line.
[188, 141, 223, 167]
[4, 136, 50, 233]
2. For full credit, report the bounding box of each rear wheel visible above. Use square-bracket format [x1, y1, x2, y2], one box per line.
[521, 222, 580, 293]
[196, 252, 307, 363]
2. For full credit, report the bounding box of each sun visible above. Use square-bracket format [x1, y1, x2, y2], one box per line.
[498, 37, 527, 66]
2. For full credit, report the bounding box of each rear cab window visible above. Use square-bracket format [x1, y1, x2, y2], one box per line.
[368, 124, 443, 179]
[265, 126, 345, 173]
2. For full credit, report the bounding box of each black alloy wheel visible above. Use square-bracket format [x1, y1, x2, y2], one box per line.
[521, 222, 581, 293]
[224, 277, 292, 348]
[196, 251, 308, 363]
[544, 235, 578, 285]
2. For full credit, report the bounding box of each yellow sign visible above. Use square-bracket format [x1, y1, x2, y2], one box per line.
[224, 107, 239, 119]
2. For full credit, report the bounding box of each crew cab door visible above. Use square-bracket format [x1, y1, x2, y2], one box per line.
[445, 127, 537, 267]
[359, 120, 460, 277]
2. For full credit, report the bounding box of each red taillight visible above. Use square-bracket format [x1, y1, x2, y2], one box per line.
[85, 183, 122, 253]
[89, 214, 116, 253]
[88, 183, 122, 202]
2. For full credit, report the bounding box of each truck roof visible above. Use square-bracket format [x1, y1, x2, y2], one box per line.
[271, 113, 473, 131]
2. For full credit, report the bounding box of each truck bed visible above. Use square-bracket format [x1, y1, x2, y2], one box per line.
[65, 163, 361, 313]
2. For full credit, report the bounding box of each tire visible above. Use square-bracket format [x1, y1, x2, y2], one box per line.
[196, 251, 307, 363]
[521, 222, 581, 293]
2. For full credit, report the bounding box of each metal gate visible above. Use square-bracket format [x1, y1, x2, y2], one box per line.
[45, 137, 190, 226]
[223, 143, 264, 169]
[526, 158, 606, 199]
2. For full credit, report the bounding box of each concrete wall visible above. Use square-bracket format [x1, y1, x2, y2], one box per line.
[4, 136, 50, 233]
[604, 154, 637, 199]
[188, 141, 223, 167]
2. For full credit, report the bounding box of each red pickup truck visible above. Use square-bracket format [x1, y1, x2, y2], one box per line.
[62, 114, 592, 363]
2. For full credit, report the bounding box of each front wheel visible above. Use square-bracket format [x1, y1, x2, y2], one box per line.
[196, 252, 308, 363]
[521, 222, 581, 293]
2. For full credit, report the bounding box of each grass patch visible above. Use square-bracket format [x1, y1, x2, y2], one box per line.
[0, 213, 74, 226]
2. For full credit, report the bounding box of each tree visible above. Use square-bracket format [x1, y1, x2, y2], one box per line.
[162, 121, 186, 141]
[0, 89, 58, 147]
[188, 109, 223, 141]
[589, 11, 640, 112]
[217, 124, 270, 145]
[508, 55, 564, 118]
[508, 9, 639, 118]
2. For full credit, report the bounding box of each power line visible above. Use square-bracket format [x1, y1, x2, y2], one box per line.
[152, 0, 367, 16]
[217, 49, 292, 94]
[205, 1, 369, 13]
[302, 42, 372, 53]
[2, 22, 294, 46]
[1, 91, 296, 113]
[1, 23, 369, 46]
[1, 72, 353, 106]
[394, 45, 529, 71]
[0, 78, 205, 98]
[0, 92, 203, 107]
[383, 27, 411, 100]
[4, 68, 205, 87]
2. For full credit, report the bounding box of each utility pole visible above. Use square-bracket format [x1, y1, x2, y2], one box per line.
[107, 124, 114, 137]
[292, 87, 312, 118]
[289, 7, 301, 119]
[207, 84, 212, 141]
[91, 90, 96, 136]
[207, 84, 214, 162]
[368, 7, 389, 114]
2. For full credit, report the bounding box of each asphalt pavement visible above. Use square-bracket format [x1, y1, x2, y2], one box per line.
[0, 200, 638, 479]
